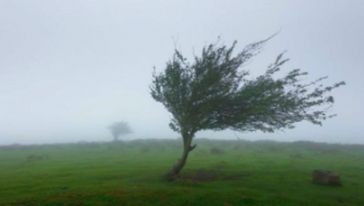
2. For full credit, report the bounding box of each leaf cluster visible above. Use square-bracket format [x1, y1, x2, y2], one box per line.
[150, 39, 344, 134]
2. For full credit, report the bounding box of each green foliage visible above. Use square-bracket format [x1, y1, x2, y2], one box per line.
[150, 39, 345, 135]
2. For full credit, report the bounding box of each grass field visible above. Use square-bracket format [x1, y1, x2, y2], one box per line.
[0, 139, 363, 206]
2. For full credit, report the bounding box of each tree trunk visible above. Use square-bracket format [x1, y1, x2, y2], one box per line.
[165, 133, 196, 181]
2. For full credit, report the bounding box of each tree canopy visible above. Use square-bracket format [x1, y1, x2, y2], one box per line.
[108, 121, 132, 141]
[150, 38, 345, 178]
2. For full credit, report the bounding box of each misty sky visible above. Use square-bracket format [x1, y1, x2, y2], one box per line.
[0, 0, 363, 145]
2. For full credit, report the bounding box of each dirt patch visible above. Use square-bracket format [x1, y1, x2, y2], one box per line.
[211, 161, 229, 169]
[222, 173, 250, 181]
[179, 168, 249, 182]
[180, 169, 219, 182]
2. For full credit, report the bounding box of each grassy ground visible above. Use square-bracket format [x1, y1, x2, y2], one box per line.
[0, 139, 363, 206]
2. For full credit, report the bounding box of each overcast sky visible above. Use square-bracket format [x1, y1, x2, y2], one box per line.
[0, 0, 363, 145]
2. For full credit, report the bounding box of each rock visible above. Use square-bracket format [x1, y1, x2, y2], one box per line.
[312, 170, 341, 186]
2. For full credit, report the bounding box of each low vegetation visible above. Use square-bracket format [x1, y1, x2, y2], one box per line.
[0, 139, 363, 205]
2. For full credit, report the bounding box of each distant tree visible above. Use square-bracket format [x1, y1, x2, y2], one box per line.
[150, 37, 345, 180]
[108, 121, 132, 141]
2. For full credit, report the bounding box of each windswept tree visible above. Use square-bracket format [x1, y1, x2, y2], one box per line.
[108, 121, 132, 141]
[150, 37, 345, 180]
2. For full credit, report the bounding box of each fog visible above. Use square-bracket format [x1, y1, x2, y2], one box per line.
[0, 0, 363, 145]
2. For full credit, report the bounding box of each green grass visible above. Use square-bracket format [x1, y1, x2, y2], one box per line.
[0, 139, 364, 205]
